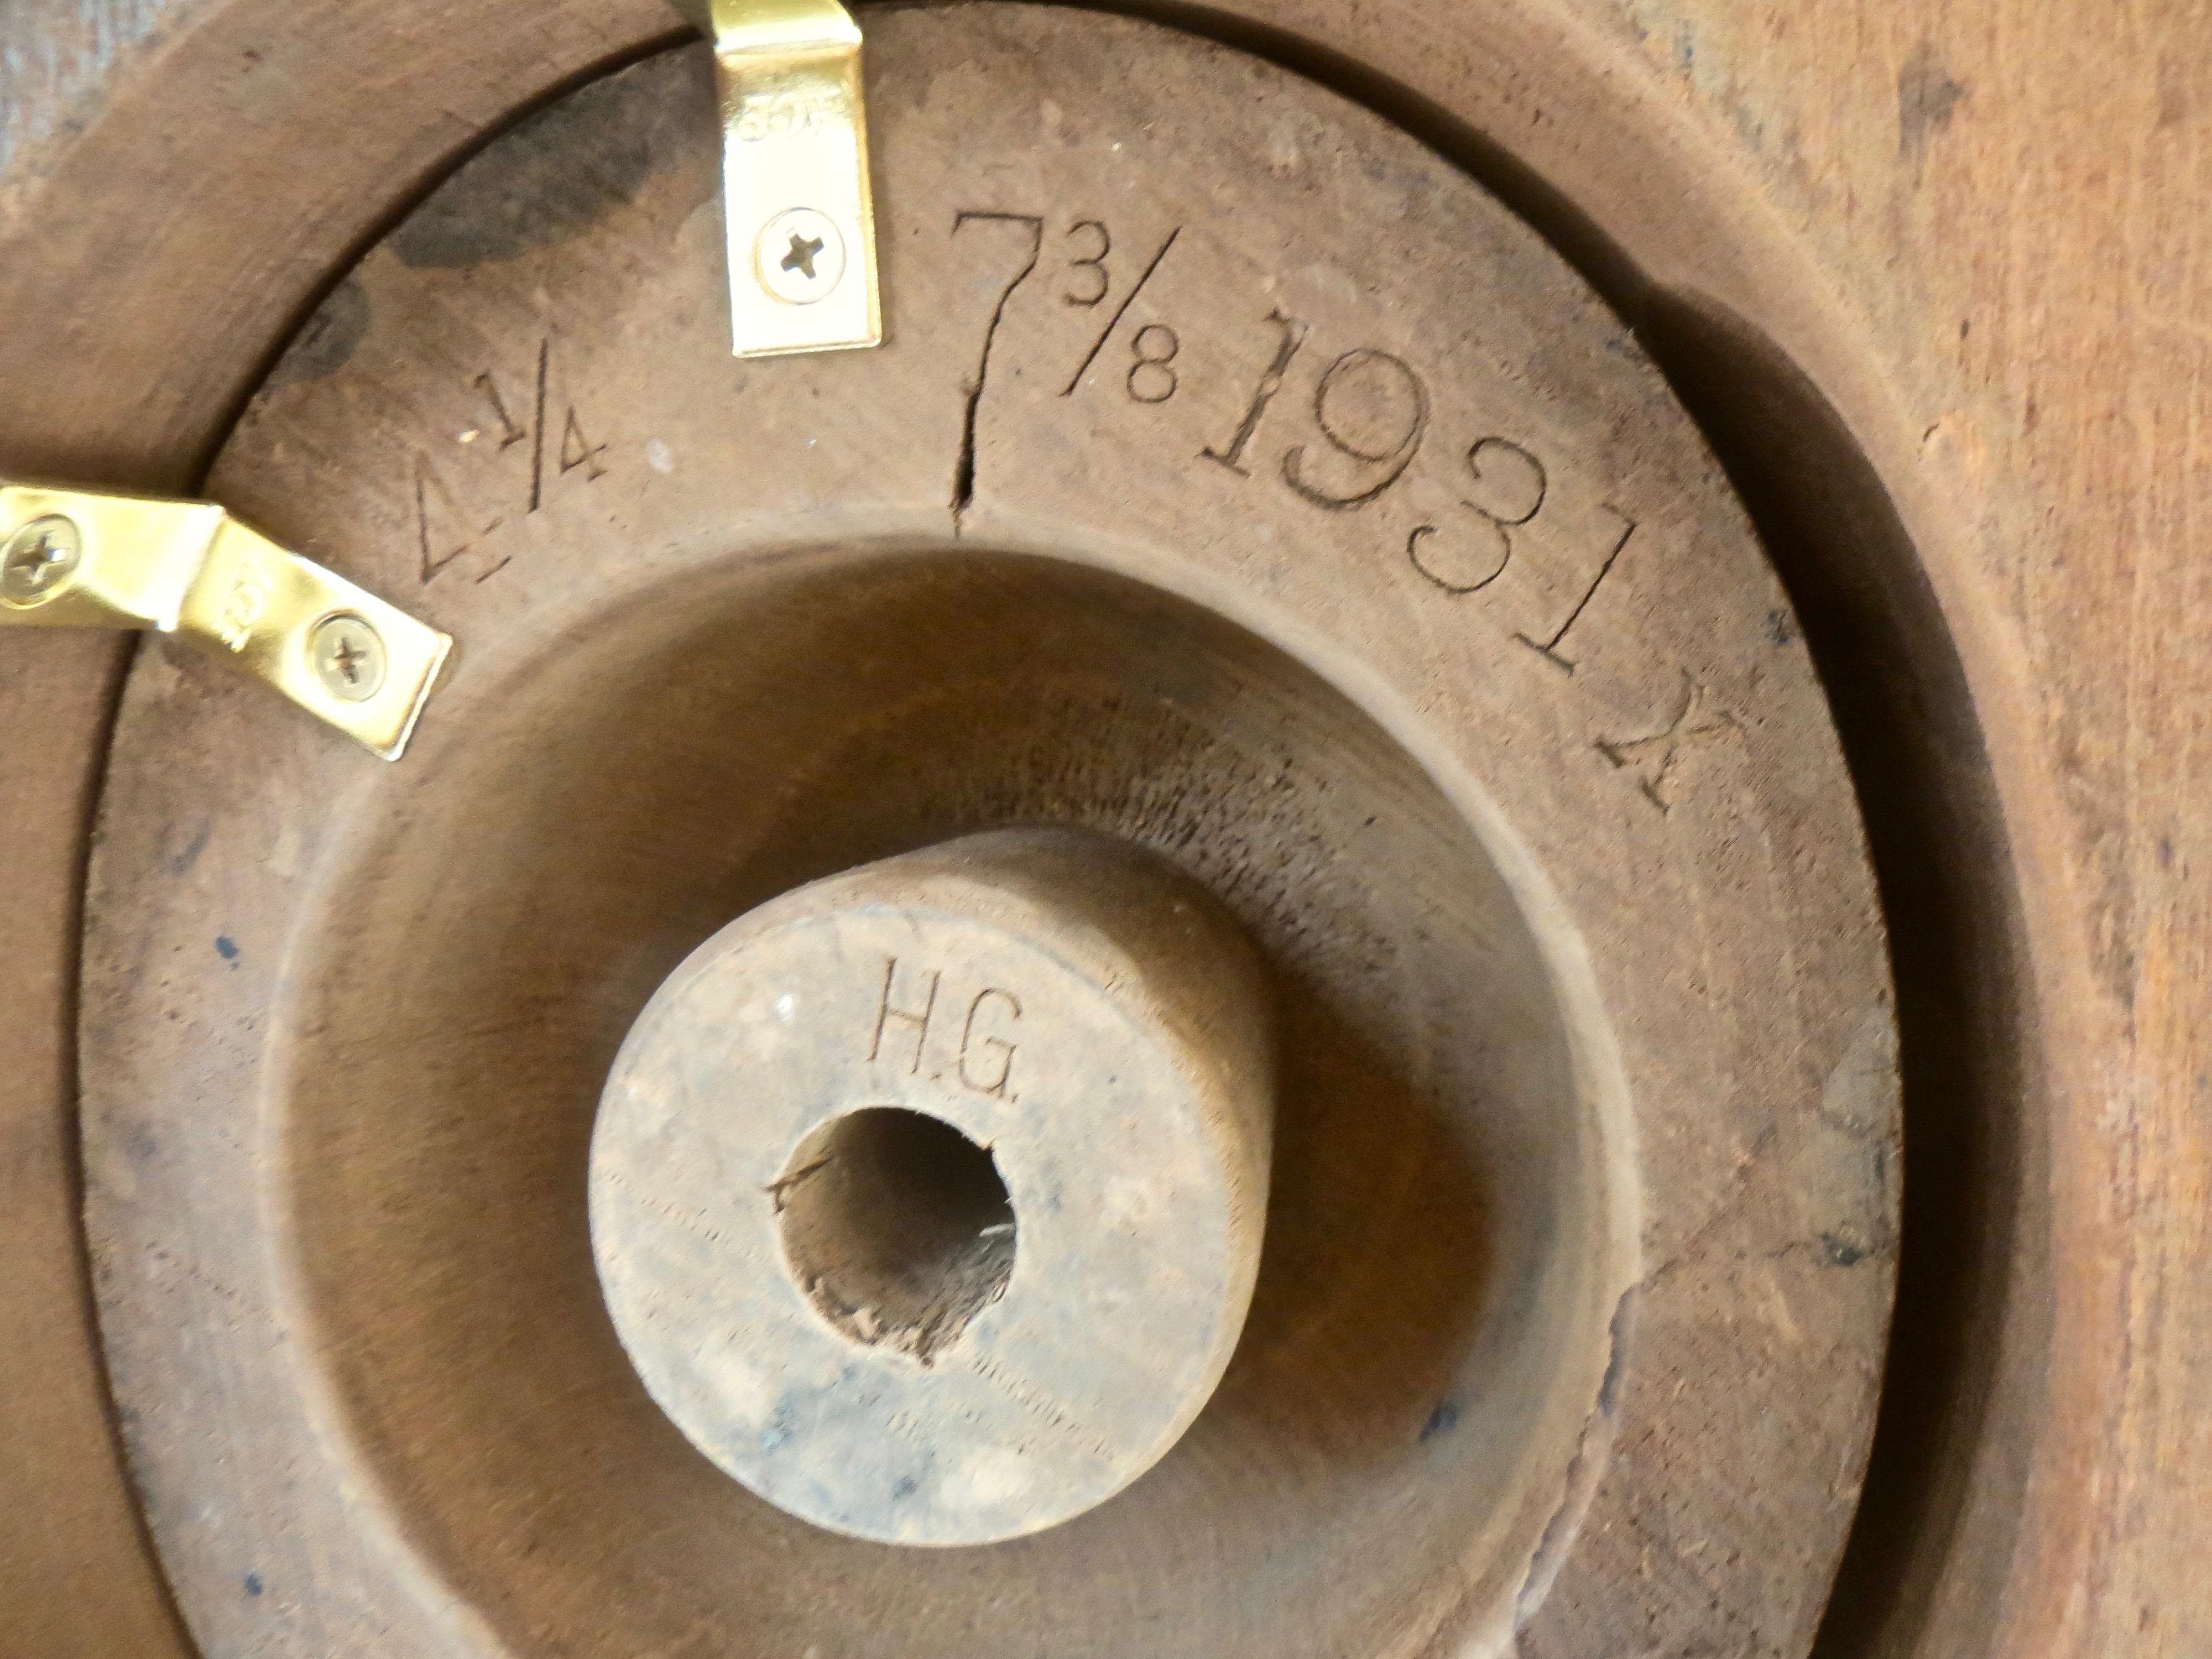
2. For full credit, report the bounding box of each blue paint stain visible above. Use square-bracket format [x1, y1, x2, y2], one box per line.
[1420, 1401, 1460, 1442]
[243, 1572, 264, 1597]
[214, 935, 240, 962]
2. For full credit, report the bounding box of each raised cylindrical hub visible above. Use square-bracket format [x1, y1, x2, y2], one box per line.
[588, 827, 1274, 1545]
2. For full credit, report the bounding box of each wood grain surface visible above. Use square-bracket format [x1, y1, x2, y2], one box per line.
[0, 0, 2203, 1656]
[75, 20, 1888, 1651]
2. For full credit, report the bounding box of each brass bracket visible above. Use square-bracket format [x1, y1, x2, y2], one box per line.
[711, 0, 882, 357]
[1, 482, 451, 760]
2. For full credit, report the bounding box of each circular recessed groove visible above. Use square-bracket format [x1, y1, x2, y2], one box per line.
[776, 1107, 1017, 1363]
[289, 542, 1590, 1628]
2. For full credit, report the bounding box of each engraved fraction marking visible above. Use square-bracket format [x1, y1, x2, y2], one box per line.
[948, 212, 1187, 518]
[1061, 226, 1181, 397]
[416, 333, 607, 585]
[870, 956, 1023, 1100]
[1597, 673, 1737, 813]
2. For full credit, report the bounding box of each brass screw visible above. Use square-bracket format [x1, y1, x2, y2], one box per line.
[2, 515, 84, 606]
[756, 208, 846, 305]
[309, 613, 387, 703]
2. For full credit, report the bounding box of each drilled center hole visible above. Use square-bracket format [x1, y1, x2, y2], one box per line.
[771, 1107, 1016, 1365]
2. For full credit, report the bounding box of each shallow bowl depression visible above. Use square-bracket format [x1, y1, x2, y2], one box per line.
[278, 543, 1618, 1659]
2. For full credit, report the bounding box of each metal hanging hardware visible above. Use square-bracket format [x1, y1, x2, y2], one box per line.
[2, 11, 883, 764]
[711, 0, 883, 357]
[0, 481, 450, 760]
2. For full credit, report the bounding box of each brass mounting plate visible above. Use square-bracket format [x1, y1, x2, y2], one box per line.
[712, 0, 882, 357]
[0, 482, 450, 759]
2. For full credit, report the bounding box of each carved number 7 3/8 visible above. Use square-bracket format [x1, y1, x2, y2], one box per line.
[949, 211, 1187, 514]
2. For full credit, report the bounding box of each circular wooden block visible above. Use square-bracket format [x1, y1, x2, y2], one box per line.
[78, 9, 1898, 1657]
[592, 827, 1273, 1543]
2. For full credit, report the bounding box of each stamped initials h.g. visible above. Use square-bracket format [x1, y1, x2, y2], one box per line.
[868, 956, 1023, 1099]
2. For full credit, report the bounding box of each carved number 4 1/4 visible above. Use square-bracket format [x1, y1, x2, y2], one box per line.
[416, 334, 609, 587]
